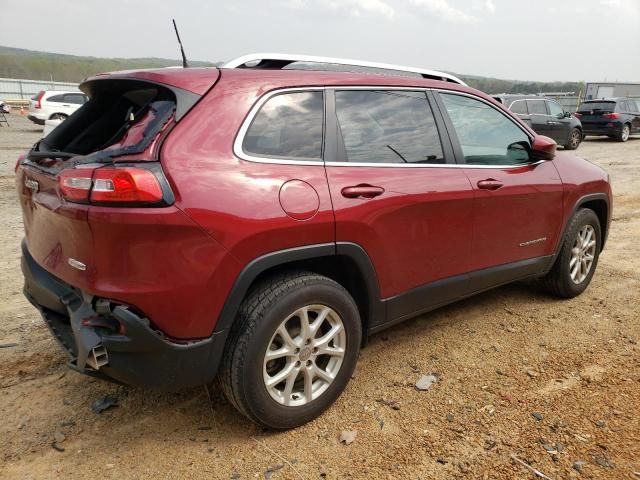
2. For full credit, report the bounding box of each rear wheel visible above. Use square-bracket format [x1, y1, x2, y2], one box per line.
[49, 113, 68, 121]
[616, 124, 630, 142]
[540, 209, 601, 298]
[219, 271, 361, 429]
[565, 128, 582, 150]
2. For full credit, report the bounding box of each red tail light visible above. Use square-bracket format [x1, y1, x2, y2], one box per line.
[603, 112, 619, 119]
[573, 112, 582, 118]
[34, 90, 45, 109]
[91, 168, 163, 204]
[58, 166, 166, 206]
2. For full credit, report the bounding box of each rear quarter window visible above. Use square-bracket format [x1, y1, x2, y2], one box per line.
[242, 91, 324, 161]
[47, 94, 65, 103]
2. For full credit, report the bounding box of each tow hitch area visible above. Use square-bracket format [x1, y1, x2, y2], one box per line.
[86, 345, 109, 370]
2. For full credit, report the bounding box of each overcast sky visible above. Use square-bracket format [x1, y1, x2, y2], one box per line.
[1, 0, 638, 82]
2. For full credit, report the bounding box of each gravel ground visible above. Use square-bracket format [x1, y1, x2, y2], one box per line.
[1, 114, 639, 479]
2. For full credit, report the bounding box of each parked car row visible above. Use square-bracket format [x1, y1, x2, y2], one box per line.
[494, 94, 640, 147]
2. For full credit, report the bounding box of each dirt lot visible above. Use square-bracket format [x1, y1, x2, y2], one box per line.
[0, 114, 638, 479]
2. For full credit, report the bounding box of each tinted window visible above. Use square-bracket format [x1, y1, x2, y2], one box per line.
[334, 90, 444, 164]
[547, 101, 564, 117]
[243, 91, 324, 160]
[527, 100, 548, 115]
[577, 101, 616, 112]
[629, 100, 640, 113]
[441, 93, 531, 166]
[509, 100, 528, 115]
[64, 94, 86, 104]
[47, 94, 65, 103]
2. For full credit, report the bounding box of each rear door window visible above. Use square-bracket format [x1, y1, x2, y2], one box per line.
[527, 100, 549, 115]
[334, 90, 445, 164]
[63, 93, 86, 105]
[47, 94, 65, 103]
[243, 91, 324, 161]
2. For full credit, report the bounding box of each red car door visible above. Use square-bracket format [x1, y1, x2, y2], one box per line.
[324, 89, 475, 324]
[436, 92, 563, 280]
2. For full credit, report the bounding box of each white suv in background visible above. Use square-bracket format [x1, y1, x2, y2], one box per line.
[28, 90, 88, 125]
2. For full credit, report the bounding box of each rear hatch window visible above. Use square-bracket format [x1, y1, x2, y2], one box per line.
[28, 80, 177, 172]
[577, 102, 616, 113]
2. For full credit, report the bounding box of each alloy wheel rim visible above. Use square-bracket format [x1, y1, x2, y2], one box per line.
[571, 130, 580, 148]
[622, 126, 629, 141]
[569, 225, 596, 284]
[263, 305, 346, 406]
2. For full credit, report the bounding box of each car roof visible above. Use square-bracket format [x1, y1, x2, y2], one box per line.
[84, 66, 489, 101]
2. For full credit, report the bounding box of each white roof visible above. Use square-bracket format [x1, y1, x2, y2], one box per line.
[222, 53, 466, 86]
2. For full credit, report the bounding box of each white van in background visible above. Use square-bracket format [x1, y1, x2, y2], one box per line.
[28, 90, 88, 125]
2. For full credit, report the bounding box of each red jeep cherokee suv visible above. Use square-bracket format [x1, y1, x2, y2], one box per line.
[16, 54, 612, 428]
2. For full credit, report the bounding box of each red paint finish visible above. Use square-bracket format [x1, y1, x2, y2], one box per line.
[463, 162, 563, 271]
[325, 166, 474, 298]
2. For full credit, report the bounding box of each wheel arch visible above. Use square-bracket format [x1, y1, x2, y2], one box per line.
[214, 242, 384, 346]
[570, 193, 610, 251]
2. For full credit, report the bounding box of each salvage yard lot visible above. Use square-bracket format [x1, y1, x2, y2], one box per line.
[0, 114, 638, 479]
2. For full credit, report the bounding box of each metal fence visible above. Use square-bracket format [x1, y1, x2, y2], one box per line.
[0, 77, 80, 100]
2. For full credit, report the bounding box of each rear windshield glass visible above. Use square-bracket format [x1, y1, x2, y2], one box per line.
[35, 82, 176, 163]
[578, 102, 616, 112]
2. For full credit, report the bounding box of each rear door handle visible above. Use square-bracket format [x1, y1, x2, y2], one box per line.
[341, 184, 385, 199]
[477, 179, 504, 191]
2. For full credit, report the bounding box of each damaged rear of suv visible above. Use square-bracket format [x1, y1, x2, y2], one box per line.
[17, 68, 229, 389]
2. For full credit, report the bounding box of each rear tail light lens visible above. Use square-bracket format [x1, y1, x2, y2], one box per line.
[91, 168, 163, 204]
[58, 168, 93, 203]
[603, 112, 620, 119]
[57, 165, 168, 206]
[574, 112, 582, 118]
[34, 90, 45, 109]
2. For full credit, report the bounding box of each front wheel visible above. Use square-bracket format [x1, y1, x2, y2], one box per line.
[565, 128, 582, 150]
[540, 208, 601, 298]
[219, 271, 361, 429]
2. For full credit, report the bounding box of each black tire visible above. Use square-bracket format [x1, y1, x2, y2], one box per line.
[615, 123, 630, 142]
[564, 128, 582, 150]
[49, 113, 68, 121]
[540, 209, 601, 298]
[219, 271, 361, 429]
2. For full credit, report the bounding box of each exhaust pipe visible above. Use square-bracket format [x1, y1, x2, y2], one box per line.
[86, 344, 109, 370]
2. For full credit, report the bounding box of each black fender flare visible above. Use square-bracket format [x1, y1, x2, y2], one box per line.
[213, 242, 384, 336]
[553, 192, 610, 259]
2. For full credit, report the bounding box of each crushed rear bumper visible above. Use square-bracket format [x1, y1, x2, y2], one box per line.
[20, 240, 226, 390]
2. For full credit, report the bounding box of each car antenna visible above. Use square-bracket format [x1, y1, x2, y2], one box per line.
[172, 19, 189, 68]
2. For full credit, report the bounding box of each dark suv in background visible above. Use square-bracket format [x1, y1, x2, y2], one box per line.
[494, 95, 583, 150]
[575, 98, 640, 142]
